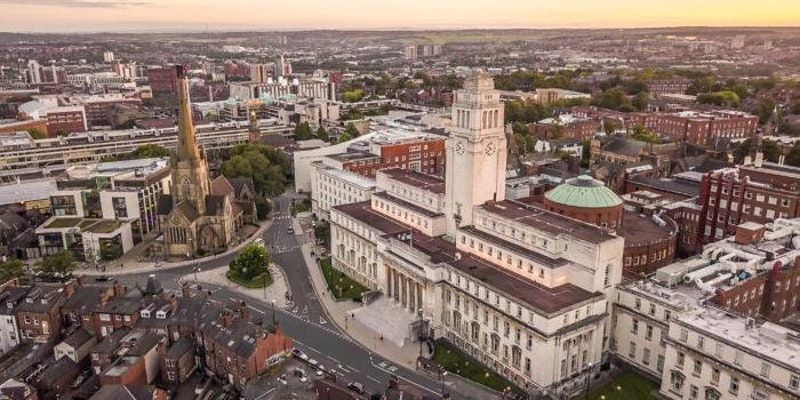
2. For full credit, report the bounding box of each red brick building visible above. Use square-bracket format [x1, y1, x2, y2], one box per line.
[641, 110, 758, 146]
[708, 224, 800, 323]
[530, 114, 600, 141]
[326, 135, 446, 178]
[145, 68, 179, 95]
[83, 97, 142, 128]
[45, 106, 87, 135]
[645, 78, 691, 95]
[697, 162, 800, 243]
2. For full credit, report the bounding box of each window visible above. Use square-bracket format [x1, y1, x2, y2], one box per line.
[634, 298, 641, 310]
[734, 351, 743, 366]
[657, 355, 665, 372]
[711, 368, 720, 384]
[759, 362, 770, 377]
[632, 319, 639, 334]
[729, 377, 739, 395]
[645, 325, 653, 341]
[679, 328, 688, 342]
[643, 348, 651, 366]
[693, 359, 702, 375]
[671, 371, 684, 392]
[689, 385, 698, 399]
[790, 375, 800, 390]
[697, 336, 704, 349]
[628, 342, 636, 358]
[677, 352, 685, 368]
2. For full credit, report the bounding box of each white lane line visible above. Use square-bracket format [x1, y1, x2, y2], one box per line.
[367, 375, 381, 384]
[327, 356, 341, 364]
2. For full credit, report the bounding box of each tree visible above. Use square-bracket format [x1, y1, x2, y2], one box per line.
[315, 126, 329, 142]
[294, 122, 314, 140]
[632, 92, 650, 111]
[338, 123, 360, 143]
[0, 259, 26, 284]
[732, 139, 782, 164]
[221, 143, 290, 197]
[593, 88, 631, 111]
[35, 250, 76, 282]
[696, 91, 740, 107]
[792, 100, 800, 115]
[630, 126, 660, 144]
[229, 243, 270, 280]
[603, 120, 617, 136]
[786, 143, 800, 167]
[754, 100, 777, 124]
[27, 128, 46, 139]
[106, 144, 170, 162]
[581, 140, 591, 167]
[341, 89, 364, 103]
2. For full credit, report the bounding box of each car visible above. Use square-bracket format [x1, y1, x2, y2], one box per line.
[347, 383, 365, 394]
[94, 275, 110, 282]
[307, 358, 318, 366]
[315, 370, 324, 377]
[292, 349, 308, 360]
[299, 376, 308, 383]
[287, 227, 294, 234]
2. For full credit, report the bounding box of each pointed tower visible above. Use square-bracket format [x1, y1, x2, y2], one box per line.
[171, 64, 210, 214]
[248, 110, 260, 144]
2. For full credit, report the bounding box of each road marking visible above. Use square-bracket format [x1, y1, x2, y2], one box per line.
[367, 375, 381, 384]
[327, 356, 340, 364]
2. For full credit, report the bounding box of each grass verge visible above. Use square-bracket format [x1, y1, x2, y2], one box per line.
[432, 339, 522, 395]
[319, 257, 368, 301]
[586, 370, 658, 400]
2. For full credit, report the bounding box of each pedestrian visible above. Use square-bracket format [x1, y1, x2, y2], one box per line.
[380, 335, 383, 341]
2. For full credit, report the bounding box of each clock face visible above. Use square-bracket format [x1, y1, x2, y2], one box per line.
[455, 142, 466, 155]
[485, 141, 496, 156]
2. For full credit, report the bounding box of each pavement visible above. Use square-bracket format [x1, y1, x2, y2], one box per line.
[85, 190, 502, 399]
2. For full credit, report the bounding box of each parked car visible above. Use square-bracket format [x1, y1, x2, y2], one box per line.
[347, 382, 365, 394]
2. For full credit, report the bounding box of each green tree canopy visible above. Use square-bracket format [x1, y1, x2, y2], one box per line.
[108, 144, 171, 161]
[696, 91, 740, 107]
[338, 123, 360, 143]
[35, 250, 76, 282]
[504, 100, 551, 124]
[27, 128, 46, 140]
[221, 143, 290, 197]
[341, 89, 365, 103]
[786, 142, 800, 167]
[593, 88, 631, 111]
[0, 259, 26, 284]
[631, 92, 650, 111]
[630, 126, 660, 144]
[315, 126, 329, 142]
[294, 122, 314, 140]
[731, 139, 782, 164]
[229, 243, 270, 280]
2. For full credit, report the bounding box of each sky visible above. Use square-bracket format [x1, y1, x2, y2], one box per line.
[1, 0, 799, 32]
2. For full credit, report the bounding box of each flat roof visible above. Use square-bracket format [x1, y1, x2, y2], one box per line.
[380, 168, 445, 194]
[677, 308, 800, 370]
[479, 200, 617, 244]
[0, 179, 57, 205]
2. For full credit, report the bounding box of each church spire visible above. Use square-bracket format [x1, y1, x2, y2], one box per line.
[175, 65, 203, 165]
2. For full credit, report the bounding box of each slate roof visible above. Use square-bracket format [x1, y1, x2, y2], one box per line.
[95, 297, 141, 315]
[156, 195, 173, 215]
[205, 195, 227, 215]
[0, 286, 30, 314]
[62, 327, 95, 348]
[165, 337, 194, 359]
[228, 177, 255, 199]
[17, 285, 64, 314]
[61, 286, 109, 315]
[173, 200, 199, 221]
[210, 175, 235, 197]
[88, 384, 158, 400]
[601, 136, 646, 157]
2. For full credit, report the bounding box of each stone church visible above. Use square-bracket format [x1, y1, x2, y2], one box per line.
[157, 65, 256, 258]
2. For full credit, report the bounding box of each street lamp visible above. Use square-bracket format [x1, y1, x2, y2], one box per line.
[584, 362, 594, 400]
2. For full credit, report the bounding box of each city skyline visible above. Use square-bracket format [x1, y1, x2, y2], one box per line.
[2, 0, 800, 32]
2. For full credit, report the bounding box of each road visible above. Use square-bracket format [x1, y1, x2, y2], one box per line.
[110, 192, 469, 398]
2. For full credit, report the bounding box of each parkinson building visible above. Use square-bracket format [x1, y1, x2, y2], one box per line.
[329, 71, 624, 395]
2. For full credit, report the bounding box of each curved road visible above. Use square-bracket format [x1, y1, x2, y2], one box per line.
[109, 193, 475, 398]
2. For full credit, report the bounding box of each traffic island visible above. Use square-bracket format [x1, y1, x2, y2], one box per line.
[225, 269, 273, 288]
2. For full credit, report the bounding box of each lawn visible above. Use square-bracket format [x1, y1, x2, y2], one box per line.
[432, 339, 522, 395]
[226, 269, 273, 289]
[586, 370, 658, 400]
[293, 198, 311, 214]
[319, 257, 368, 301]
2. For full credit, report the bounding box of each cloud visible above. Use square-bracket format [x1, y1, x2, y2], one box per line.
[0, 0, 150, 7]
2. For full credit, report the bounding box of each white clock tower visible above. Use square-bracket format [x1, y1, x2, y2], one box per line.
[445, 70, 507, 234]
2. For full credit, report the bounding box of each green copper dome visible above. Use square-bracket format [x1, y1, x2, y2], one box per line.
[544, 175, 622, 209]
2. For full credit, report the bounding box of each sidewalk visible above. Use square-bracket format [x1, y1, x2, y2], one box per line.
[188, 262, 293, 309]
[77, 219, 272, 276]
[299, 242, 502, 400]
